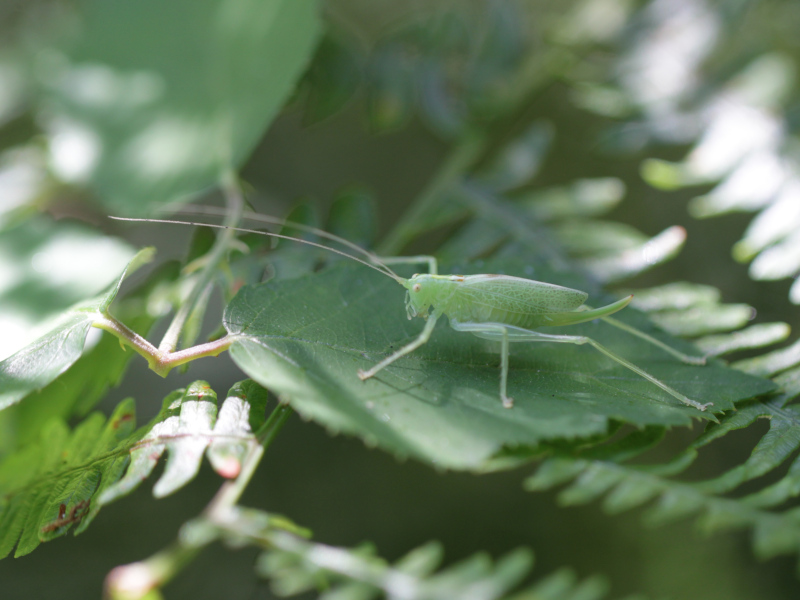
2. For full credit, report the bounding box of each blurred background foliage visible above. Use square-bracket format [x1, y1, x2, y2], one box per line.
[2, 0, 800, 598]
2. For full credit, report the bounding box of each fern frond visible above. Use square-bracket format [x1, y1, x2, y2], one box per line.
[245, 520, 617, 600]
[0, 379, 269, 558]
[99, 379, 268, 503]
[0, 400, 136, 558]
[106, 504, 630, 600]
[519, 264, 800, 559]
[524, 366, 800, 562]
[633, 38, 800, 304]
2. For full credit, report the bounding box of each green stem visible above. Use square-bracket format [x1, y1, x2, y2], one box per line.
[93, 314, 234, 377]
[105, 542, 201, 600]
[159, 170, 244, 353]
[377, 131, 486, 256]
[105, 403, 293, 599]
[377, 45, 566, 257]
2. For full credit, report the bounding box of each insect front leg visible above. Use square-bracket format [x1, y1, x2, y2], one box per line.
[358, 312, 441, 381]
[449, 320, 514, 408]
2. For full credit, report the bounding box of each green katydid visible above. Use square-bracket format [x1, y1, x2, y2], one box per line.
[112, 210, 711, 412]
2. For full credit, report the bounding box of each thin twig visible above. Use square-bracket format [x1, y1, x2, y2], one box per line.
[158, 171, 244, 353]
[104, 403, 293, 599]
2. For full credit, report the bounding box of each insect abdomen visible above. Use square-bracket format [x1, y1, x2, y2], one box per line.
[440, 275, 588, 327]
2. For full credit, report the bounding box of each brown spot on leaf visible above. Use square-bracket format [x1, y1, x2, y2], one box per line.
[41, 500, 91, 533]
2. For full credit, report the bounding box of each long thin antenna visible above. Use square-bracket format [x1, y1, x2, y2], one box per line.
[109, 216, 406, 284]
[173, 204, 399, 280]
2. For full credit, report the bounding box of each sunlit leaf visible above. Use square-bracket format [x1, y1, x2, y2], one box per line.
[0, 260, 180, 453]
[0, 217, 135, 360]
[42, 0, 321, 213]
[0, 246, 153, 411]
[517, 178, 625, 221]
[732, 338, 800, 378]
[578, 226, 686, 284]
[649, 304, 755, 338]
[696, 323, 791, 358]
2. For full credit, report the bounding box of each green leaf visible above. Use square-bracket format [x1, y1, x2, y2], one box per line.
[0, 260, 180, 453]
[695, 323, 791, 357]
[477, 121, 553, 191]
[0, 399, 137, 558]
[517, 178, 625, 221]
[223, 261, 774, 470]
[649, 304, 756, 338]
[732, 337, 800, 378]
[578, 225, 687, 284]
[552, 220, 647, 257]
[99, 380, 268, 504]
[43, 0, 321, 213]
[0, 217, 135, 360]
[0, 246, 154, 411]
[300, 32, 363, 125]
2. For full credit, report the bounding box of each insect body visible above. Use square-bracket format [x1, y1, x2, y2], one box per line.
[358, 264, 711, 411]
[113, 212, 711, 412]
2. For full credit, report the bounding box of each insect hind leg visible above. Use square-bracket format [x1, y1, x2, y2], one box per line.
[600, 315, 707, 365]
[458, 323, 712, 412]
[573, 333, 712, 411]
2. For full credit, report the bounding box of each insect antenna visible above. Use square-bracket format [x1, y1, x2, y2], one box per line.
[108, 215, 406, 283]
[171, 204, 402, 281]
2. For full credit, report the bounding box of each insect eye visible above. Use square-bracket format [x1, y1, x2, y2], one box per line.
[413, 284, 421, 293]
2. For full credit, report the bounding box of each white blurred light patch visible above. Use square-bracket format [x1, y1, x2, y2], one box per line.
[735, 179, 800, 260]
[82, 326, 104, 353]
[0, 309, 35, 361]
[49, 119, 102, 182]
[0, 150, 45, 223]
[686, 101, 783, 180]
[689, 150, 788, 218]
[618, 0, 719, 107]
[57, 64, 164, 110]
[0, 223, 134, 360]
[28, 234, 132, 292]
[0, 250, 23, 294]
[124, 115, 222, 179]
[559, 0, 634, 44]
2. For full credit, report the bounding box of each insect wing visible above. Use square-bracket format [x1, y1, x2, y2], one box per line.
[459, 275, 588, 314]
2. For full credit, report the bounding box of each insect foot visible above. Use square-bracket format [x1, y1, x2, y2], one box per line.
[502, 395, 514, 409]
[357, 369, 371, 381]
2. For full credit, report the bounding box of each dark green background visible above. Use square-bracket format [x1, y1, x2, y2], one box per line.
[3, 1, 800, 598]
